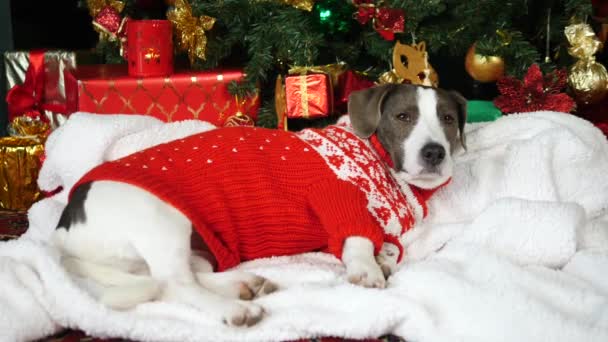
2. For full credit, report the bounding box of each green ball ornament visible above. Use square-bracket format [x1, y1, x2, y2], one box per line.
[313, 0, 355, 36]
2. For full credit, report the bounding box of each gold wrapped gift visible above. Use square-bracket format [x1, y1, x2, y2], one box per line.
[0, 117, 49, 211]
[0, 136, 45, 211]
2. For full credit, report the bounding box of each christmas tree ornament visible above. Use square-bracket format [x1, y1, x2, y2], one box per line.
[565, 23, 608, 105]
[224, 96, 256, 127]
[493, 64, 575, 114]
[224, 112, 255, 127]
[392, 41, 438, 87]
[353, 0, 405, 41]
[465, 43, 505, 83]
[167, 0, 216, 65]
[87, 0, 128, 55]
[127, 20, 174, 77]
[313, 0, 354, 36]
[86, 0, 125, 17]
[279, 0, 316, 11]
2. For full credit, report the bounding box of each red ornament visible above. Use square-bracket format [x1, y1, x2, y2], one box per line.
[224, 112, 255, 127]
[93, 6, 129, 58]
[94, 6, 123, 34]
[493, 64, 576, 114]
[353, 0, 405, 41]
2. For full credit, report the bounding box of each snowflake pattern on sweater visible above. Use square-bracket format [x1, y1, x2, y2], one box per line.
[297, 126, 423, 238]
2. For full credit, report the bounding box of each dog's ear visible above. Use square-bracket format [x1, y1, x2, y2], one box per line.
[348, 84, 395, 138]
[449, 90, 467, 149]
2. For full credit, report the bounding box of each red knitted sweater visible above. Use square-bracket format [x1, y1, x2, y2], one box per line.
[73, 124, 442, 271]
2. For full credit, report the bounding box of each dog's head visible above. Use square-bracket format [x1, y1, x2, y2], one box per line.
[348, 84, 466, 189]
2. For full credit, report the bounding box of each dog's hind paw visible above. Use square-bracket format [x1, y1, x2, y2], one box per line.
[223, 302, 265, 327]
[196, 271, 278, 300]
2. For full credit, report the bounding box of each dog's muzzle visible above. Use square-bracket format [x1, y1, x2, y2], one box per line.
[420, 143, 446, 168]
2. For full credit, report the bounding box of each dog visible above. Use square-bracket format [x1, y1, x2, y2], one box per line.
[52, 83, 466, 327]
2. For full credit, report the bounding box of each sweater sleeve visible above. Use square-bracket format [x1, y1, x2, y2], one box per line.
[306, 179, 385, 260]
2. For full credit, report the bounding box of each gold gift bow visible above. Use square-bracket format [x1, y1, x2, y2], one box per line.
[167, 0, 216, 65]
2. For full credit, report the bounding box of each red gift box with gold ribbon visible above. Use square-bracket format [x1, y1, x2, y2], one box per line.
[64, 65, 260, 125]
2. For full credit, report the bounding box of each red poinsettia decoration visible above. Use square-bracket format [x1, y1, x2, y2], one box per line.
[493, 64, 576, 114]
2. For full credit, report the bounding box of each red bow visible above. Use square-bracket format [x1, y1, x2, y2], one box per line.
[354, 0, 405, 41]
[5, 51, 65, 122]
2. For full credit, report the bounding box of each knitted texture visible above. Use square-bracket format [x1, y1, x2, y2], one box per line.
[73, 125, 436, 271]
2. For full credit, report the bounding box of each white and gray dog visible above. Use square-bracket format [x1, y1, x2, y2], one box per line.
[53, 84, 466, 327]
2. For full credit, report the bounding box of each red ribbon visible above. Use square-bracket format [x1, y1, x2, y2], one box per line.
[6, 50, 45, 121]
[5, 51, 67, 122]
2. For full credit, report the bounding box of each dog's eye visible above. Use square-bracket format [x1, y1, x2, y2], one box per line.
[443, 114, 455, 124]
[396, 113, 411, 122]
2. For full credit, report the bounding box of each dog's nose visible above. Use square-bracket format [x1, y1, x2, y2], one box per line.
[421, 143, 446, 167]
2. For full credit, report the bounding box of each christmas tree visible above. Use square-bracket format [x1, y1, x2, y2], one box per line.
[88, 0, 595, 127]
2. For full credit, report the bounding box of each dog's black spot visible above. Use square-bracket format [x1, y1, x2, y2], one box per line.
[56, 182, 92, 230]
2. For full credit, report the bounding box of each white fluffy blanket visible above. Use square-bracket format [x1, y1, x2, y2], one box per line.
[1, 112, 608, 342]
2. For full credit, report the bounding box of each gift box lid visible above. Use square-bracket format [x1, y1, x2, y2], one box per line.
[66, 64, 246, 82]
[466, 100, 502, 123]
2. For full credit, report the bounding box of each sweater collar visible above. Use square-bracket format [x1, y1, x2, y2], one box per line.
[369, 133, 394, 169]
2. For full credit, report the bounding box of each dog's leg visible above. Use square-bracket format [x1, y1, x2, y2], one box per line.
[132, 222, 263, 326]
[190, 251, 278, 300]
[195, 269, 278, 300]
[342, 236, 386, 288]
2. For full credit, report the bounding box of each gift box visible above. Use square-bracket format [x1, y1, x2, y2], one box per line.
[467, 100, 502, 123]
[65, 65, 260, 125]
[285, 71, 333, 120]
[0, 117, 49, 211]
[336, 70, 375, 112]
[0, 117, 53, 212]
[4, 50, 76, 128]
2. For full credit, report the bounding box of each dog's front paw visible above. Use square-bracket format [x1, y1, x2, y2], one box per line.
[376, 243, 400, 279]
[346, 258, 386, 289]
[223, 302, 265, 327]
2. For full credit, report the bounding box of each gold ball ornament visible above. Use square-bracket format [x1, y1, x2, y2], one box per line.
[465, 44, 506, 83]
[224, 112, 255, 127]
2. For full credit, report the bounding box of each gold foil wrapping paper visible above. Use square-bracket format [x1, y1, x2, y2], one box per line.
[4, 51, 76, 128]
[0, 137, 44, 211]
[565, 23, 608, 104]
